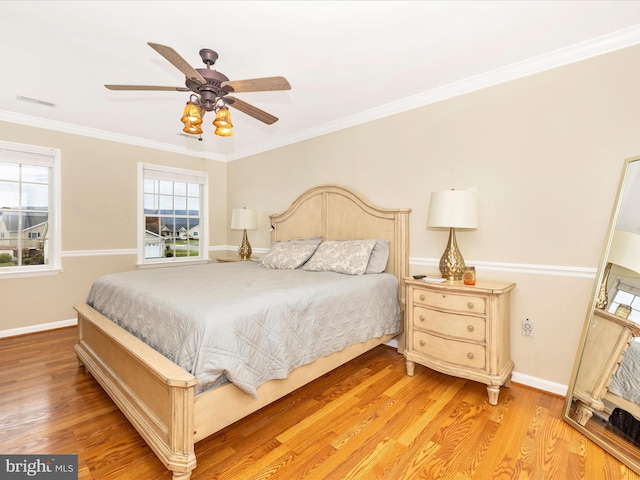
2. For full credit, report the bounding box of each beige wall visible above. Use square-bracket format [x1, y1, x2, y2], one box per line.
[0, 123, 227, 329]
[3, 44, 640, 390]
[227, 44, 640, 387]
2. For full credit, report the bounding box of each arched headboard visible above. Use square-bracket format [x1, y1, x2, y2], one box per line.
[269, 184, 411, 293]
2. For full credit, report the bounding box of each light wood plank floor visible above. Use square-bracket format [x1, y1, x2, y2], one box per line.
[2, 327, 639, 480]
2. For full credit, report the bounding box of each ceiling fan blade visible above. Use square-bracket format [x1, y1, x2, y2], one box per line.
[105, 84, 191, 91]
[226, 96, 279, 125]
[147, 42, 206, 85]
[222, 76, 291, 93]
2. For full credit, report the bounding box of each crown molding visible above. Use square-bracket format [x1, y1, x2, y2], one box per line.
[0, 110, 226, 162]
[228, 24, 640, 162]
[3, 25, 640, 163]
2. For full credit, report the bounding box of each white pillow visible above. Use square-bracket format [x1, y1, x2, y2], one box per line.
[259, 242, 318, 269]
[302, 239, 377, 275]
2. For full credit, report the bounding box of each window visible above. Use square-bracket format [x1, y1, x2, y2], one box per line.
[0, 141, 61, 278]
[607, 277, 640, 323]
[138, 163, 208, 266]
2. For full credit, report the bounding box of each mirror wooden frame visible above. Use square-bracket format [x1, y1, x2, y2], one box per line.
[563, 155, 640, 473]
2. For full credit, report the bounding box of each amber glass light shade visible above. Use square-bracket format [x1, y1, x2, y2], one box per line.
[181, 103, 202, 125]
[183, 123, 203, 134]
[213, 107, 232, 128]
[181, 102, 203, 135]
[214, 126, 233, 137]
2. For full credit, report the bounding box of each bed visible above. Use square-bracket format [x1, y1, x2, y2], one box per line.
[609, 338, 640, 406]
[602, 337, 640, 427]
[74, 184, 411, 480]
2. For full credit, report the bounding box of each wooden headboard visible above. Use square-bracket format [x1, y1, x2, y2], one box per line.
[269, 184, 411, 287]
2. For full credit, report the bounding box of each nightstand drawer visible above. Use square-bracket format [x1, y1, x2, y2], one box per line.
[412, 289, 486, 314]
[413, 331, 486, 370]
[413, 306, 486, 342]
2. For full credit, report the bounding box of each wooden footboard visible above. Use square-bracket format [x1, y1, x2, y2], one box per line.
[74, 303, 198, 480]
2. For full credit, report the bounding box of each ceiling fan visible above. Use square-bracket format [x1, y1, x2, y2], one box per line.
[105, 42, 291, 137]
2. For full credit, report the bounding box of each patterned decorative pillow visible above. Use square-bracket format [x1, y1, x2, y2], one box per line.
[302, 239, 377, 275]
[365, 239, 390, 274]
[259, 242, 319, 269]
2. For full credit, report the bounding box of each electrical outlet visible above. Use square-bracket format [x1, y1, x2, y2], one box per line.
[522, 318, 535, 338]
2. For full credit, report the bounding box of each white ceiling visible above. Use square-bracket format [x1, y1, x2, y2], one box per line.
[2, 1, 640, 162]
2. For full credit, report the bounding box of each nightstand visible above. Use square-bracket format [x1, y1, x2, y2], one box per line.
[216, 255, 254, 263]
[404, 278, 516, 405]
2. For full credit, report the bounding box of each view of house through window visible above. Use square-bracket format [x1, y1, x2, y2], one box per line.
[607, 278, 640, 323]
[140, 163, 208, 264]
[0, 141, 60, 276]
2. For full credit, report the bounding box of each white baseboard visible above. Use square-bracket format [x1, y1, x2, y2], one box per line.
[0, 318, 77, 338]
[385, 338, 567, 397]
[511, 371, 568, 396]
[384, 338, 400, 349]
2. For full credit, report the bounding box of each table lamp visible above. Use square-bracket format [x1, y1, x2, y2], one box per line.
[231, 207, 258, 260]
[427, 189, 478, 280]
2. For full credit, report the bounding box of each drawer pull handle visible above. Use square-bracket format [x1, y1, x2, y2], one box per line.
[467, 325, 474, 332]
[467, 352, 474, 359]
[419, 340, 426, 346]
[467, 302, 474, 309]
[419, 294, 425, 301]
[419, 315, 425, 322]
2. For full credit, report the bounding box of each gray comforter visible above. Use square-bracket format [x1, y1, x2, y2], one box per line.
[86, 261, 400, 396]
[609, 338, 640, 405]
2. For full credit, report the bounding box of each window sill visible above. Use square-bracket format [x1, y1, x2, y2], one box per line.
[136, 258, 210, 269]
[0, 267, 63, 280]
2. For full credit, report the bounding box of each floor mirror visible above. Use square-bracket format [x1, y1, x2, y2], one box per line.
[564, 155, 640, 472]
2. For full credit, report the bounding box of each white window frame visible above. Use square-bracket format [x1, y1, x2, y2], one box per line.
[0, 140, 62, 279]
[607, 276, 640, 323]
[137, 163, 209, 267]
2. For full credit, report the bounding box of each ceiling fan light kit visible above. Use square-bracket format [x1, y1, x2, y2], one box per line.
[213, 106, 233, 136]
[180, 99, 203, 135]
[181, 102, 202, 124]
[213, 106, 232, 129]
[183, 123, 203, 135]
[214, 126, 233, 137]
[106, 42, 291, 139]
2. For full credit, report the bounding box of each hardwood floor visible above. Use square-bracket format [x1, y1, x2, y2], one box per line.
[1, 327, 639, 480]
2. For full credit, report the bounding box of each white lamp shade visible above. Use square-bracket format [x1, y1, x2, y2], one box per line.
[231, 208, 258, 230]
[427, 189, 478, 229]
[608, 230, 640, 274]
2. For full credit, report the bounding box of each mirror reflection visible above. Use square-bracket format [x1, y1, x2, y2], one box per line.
[565, 156, 640, 470]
